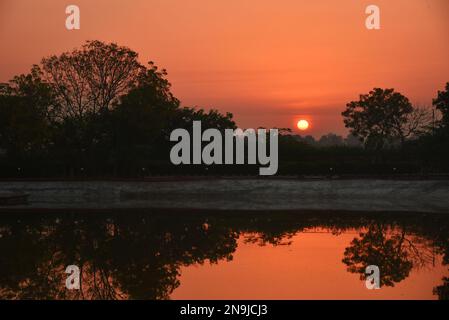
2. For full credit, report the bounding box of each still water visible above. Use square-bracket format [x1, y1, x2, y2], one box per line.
[0, 210, 448, 300]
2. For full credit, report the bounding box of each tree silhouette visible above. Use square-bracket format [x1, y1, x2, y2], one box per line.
[0, 40, 239, 176]
[0, 41, 448, 177]
[39, 41, 145, 121]
[342, 224, 413, 287]
[0, 68, 52, 158]
[342, 88, 413, 150]
[433, 82, 449, 129]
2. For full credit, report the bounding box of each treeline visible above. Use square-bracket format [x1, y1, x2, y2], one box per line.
[279, 84, 449, 175]
[0, 40, 448, 177]
[0, 41, 236, 177]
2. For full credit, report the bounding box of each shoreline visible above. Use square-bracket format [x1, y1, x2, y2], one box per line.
[0, 207, 447, 216]
[0, 179, 448, 213]
[1, 174, 449, 182]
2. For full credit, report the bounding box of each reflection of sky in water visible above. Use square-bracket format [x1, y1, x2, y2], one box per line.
[0, 211, 448, 300]
[174, 230, 447, 300]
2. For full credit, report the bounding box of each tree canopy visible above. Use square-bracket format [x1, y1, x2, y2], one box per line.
[0, 40, 236, 176]
[342, 88, 415, 150]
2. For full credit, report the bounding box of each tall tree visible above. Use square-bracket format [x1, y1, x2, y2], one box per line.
[342, 88, 413, 150]
[39, 40, 145, 121]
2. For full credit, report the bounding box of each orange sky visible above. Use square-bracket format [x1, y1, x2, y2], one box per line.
[1, 0, 448, 136]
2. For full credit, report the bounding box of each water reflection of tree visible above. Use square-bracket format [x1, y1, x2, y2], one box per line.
[0, 213, 238, 299]
[430, 220, 449, 300]
[343, 224, 411, 287]
[342, 221, 441, 287]
[0, 211, 448, 299]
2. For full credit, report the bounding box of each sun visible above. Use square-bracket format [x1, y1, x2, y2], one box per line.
[297, 119, 309, 131]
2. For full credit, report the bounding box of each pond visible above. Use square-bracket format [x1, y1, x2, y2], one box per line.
[0, 210, 448, 299]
